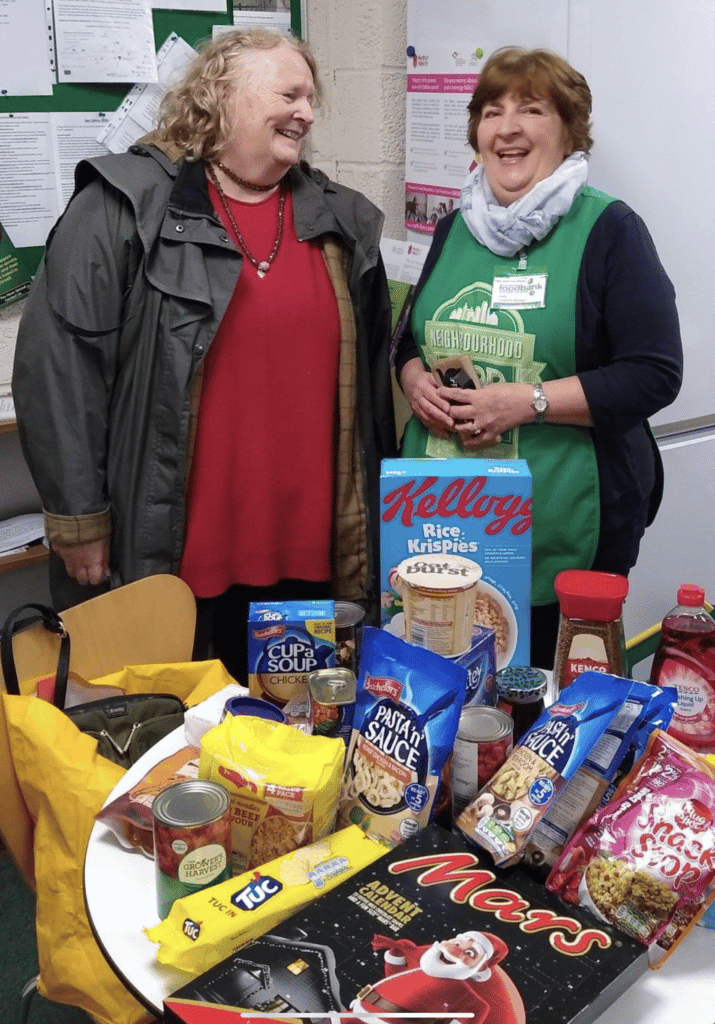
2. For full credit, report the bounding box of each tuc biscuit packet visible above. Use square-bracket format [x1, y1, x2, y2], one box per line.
[523, 680, 678, 873]
[337, 626, 466, 845]
[199, 715, 344, 873]
[455, 672, 629, 867]
[145, 825, 386, 974]
[546, 729, 715, 955]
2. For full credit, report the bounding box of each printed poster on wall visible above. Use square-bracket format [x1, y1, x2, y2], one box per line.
[405, 0, 569, 242]
[0, 222, 32, 312]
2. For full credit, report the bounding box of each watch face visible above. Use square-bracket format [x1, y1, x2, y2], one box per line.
[533, 394, 548, 413]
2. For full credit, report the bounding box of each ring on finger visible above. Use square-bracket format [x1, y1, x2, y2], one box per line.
[472, 422, 481, 436]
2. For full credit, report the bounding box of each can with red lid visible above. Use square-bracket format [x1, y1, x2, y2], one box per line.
[450, 706, 514, 820]
[152, 780, 232, 919]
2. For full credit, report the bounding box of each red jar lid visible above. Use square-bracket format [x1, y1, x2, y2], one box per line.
[554, 569, 629, 621]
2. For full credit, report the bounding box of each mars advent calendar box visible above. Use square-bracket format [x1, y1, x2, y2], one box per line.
[164, 825, 647, 1024]
[380, 459, 532, 671]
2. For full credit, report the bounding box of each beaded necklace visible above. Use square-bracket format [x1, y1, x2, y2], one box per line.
[206, 163, 285, 279]
[215, 159, 281, 193]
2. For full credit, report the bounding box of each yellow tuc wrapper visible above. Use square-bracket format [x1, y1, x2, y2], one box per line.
[198, 714, 344, 873]
[145, 825, 385, 974]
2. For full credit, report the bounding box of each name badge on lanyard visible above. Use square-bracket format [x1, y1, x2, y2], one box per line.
[491, 273, 548, 310]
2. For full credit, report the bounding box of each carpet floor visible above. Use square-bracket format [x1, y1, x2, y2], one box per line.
[0, 853, 94, 1024]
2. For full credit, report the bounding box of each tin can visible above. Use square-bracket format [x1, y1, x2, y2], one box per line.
[307, 667, 356, 744]
[450, 706, 514, 820]
[334, 601, 366, 674]
[221, 695, 287, 724]
[152, 780, 232, 919]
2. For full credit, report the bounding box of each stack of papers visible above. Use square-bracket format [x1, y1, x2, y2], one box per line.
[0, 512, 45, 557]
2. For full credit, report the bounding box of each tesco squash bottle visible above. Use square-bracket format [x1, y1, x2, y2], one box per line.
[649, 584, 715, 750]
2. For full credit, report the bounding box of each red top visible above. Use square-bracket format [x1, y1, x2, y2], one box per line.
[554, 569, 629, 621]
[180, 185, 340, 597]
[677, 584, 706, 607]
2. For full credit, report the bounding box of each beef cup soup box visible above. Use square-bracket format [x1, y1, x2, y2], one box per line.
[380, 459, 532, 680]
[163, 825, 648, 1024]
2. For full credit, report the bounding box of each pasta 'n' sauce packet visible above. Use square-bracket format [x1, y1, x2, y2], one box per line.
[337, 626, 466, 846]
[456, 672, 630, 867]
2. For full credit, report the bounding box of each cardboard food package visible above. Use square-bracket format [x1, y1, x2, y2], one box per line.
[380, 458, 532, 676]
[163, 824, 648, 1024]
[247, 601, 336, 723]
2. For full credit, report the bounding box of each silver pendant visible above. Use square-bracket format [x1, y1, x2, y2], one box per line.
[256, 261, 270, 279]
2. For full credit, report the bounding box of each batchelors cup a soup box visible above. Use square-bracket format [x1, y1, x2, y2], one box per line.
[163, 824, 648, 1024]
[380, 458, 532, 673]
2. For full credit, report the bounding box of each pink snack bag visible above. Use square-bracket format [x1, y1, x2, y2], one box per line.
[546, 728, 715, 954]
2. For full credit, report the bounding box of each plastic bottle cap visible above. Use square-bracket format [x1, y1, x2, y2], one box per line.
[677, 584, 705, 606]
[554, 569, 629, 621]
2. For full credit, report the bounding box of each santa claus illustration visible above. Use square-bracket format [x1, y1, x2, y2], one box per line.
[347, 930, 526, 1024]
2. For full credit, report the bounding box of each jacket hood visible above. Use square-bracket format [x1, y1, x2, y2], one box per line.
[74, 139, 384, 269]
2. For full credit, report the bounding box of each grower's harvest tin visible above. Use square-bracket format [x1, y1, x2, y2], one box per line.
[153, 780, 232, 919]
[450, 706, 514, 819]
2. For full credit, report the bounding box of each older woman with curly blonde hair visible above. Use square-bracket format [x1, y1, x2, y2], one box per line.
[14, 29, 397, 679]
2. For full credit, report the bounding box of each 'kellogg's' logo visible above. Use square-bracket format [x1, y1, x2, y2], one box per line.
[382, 477, 531, 536]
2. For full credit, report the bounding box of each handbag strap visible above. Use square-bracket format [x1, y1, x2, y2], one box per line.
[1, 602, 70, 707]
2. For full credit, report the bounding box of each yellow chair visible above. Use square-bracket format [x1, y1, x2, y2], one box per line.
[0, 574, 197, 1024]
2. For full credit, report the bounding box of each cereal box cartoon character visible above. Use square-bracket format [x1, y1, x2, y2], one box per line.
[348, 930, 525, 1024]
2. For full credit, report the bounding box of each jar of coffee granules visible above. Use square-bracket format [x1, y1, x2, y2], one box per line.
[496, 665, 548, 742]
[553, 570, 629, 690]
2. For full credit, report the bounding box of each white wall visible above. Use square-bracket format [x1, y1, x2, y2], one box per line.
[306, 0, 407, 241]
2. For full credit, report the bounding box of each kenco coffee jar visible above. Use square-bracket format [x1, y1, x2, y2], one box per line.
[552, 570, 629, 690]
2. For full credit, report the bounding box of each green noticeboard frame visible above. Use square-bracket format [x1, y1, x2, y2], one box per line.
[0, 1, 303, 275]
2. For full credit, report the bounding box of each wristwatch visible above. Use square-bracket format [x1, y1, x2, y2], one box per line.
[531, 383, 548, 424]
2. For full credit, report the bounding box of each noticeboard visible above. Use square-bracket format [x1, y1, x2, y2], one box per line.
[0, 1, 302, 277]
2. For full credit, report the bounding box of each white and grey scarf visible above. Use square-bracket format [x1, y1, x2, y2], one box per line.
[459, 151, 589, 257]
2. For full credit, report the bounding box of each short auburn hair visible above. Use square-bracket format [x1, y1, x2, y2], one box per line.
[468, 47, 593, 155]
[156, 28, 321, 163]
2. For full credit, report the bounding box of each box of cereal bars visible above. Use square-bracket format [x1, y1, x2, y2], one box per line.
[380, 459, 531, 678]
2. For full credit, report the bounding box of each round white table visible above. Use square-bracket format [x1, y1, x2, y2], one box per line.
[84, 728, 715, 1022]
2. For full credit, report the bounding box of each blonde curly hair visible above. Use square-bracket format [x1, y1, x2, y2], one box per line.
[156, 29, 321, 163]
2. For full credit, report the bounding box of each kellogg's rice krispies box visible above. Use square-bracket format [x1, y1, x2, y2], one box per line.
[380, 459, 531, 674]
[248, 602, 336, 715]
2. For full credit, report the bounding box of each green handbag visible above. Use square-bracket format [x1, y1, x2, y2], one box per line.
[2, 602, 185, 769]
[65, 692, 186, 769]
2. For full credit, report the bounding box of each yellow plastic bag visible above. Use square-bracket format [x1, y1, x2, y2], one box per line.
[3, 659, 235, 1024]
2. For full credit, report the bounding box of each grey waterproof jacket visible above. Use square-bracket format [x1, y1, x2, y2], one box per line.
[13, 142, 397, 608]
